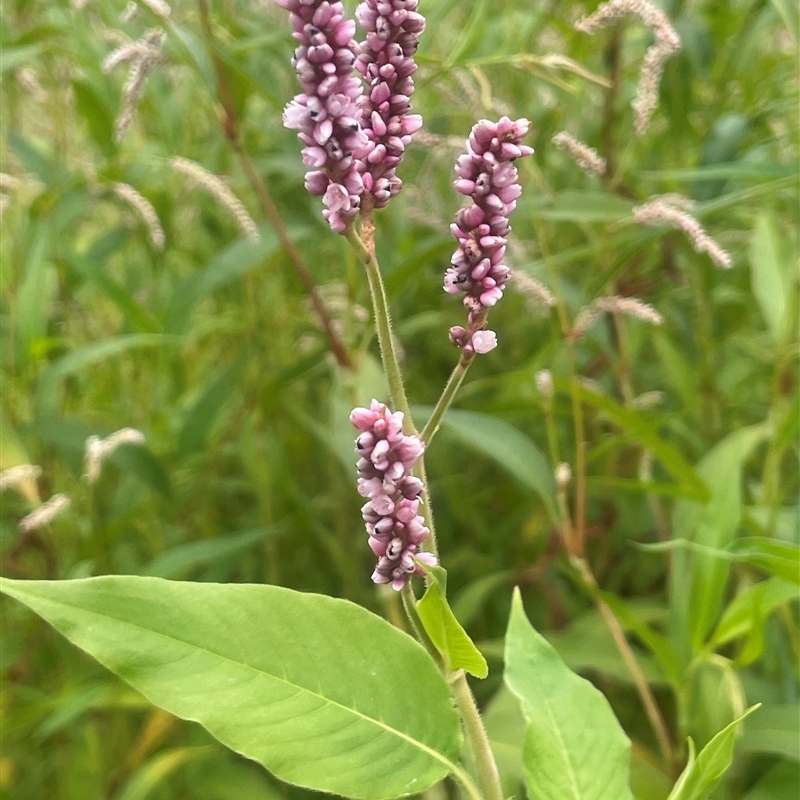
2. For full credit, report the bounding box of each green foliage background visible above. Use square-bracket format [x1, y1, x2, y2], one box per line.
[1, 0, 797, 798]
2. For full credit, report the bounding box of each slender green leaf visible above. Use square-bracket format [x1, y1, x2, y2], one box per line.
[0, 576, 462, 799]
[36, 334, 180, 411]
[749, 212, 789, 343]
[504, 589, 635, 800]
[452, 570, 514, 628]
[711, 578, 798, 648]
[573, 383, 709, 502]
[666, 706, 759, 800]
[741, 760, 800, 800]
[140, 527, 279, 579]
[729, 538, 800, 584]
[116, 746, 214, 800]
[424, 408, 557, 521]
[537, 191, 633, 222]
[178, 352, 250, 458]
[164, 233, 278, 334]
[417, 565, 488, 678]
[685, 656, 747, 750]
[737, 704, 800, 760]
[670, 424, 769, 656]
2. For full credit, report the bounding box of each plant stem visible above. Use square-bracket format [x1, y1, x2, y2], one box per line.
[450, 670, 505, 800]
[195, 0, 352, 369]
[345, 221, 438, 556]
[420, 352, 474, 444]
[345, 221, 412, 422]
[572, 556, 674, 764]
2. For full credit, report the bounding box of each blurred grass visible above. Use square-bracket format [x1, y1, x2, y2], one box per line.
[1, 0, 798, 798]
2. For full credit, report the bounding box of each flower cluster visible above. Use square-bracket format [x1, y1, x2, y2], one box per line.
[277, 0, 369, 232]
[444, 117, 533, 354]
[351, 400, 436, 590]
[354, 0, 425, 210]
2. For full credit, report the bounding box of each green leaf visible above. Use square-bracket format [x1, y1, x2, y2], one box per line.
[0, 44, 42, 73]
[737, 704, 800, 761]
[178, 351, 250, 458]
[741, 760, 800, 800]
[107, 443, 172, 498]
[670, 424, 770, 657]
[684, 656, 746, 750]
[729, 538, 800, 584]
[16, 223, 56, 370]
[36, 334, 181, 411]
[116, 746, 214, 800]
[537, 191, 633, 223]
[0, 576, 462, 799]
[710, 578, 798, 648]
[452, 570, 514, 628]
[164, 234, 278, 334]
[423, 407, 557, 521]
[666, 706, 760, 800]
[749, 212, 789, 344]
[572, 383, 709, 502]
[417, 565, 488, 678]
[140, 527, 279, 579]
[504, 589, 635, 800]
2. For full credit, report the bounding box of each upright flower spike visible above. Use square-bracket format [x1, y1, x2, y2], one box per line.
[354, 0, 425, 210]
[351, 399, 436, 590]
[275, 0, 369, 232]
[444, 117, 533, 353]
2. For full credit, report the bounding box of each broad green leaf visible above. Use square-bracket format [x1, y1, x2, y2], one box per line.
[666, 706, 759, 800]
[417, 565, 488, 678]
[573, 383, 709, 502]
[116, 746, 214, 800]
[737, 704, 800, 761]
[670, 424, 769, 658]
[421, 407, 557, 521]
[0, 576, 462, 799]
[684, 656, 746, 750]
[140, 527, 279, 579]
[749, 212, 789, 343]
[178, 352, 250, 458]
[504, 589, 635, 800]
[711, 578, 798, 648]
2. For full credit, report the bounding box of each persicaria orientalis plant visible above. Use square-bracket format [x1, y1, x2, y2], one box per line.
[2, 1, 770, 799]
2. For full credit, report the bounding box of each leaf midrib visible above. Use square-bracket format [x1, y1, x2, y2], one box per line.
[10, 585, 458, 773]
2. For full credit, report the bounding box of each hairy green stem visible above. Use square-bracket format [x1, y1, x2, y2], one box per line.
[420, 352, 474, 444]
[345, 221, 412, 422]
[450, 671, 504, 800]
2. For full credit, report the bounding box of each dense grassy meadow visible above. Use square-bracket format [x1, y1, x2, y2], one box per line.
[1, 0, 798, 798]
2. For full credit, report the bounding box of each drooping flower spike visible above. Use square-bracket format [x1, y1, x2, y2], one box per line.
[276, 0, 369, 232]
[444, 117, 533, 354]
[351, 400, 436, 590]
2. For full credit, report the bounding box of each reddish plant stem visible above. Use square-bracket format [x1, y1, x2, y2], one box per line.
[196, 0, 352, 369]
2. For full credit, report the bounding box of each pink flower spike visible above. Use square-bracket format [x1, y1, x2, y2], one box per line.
[351, 399, 432, 591]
